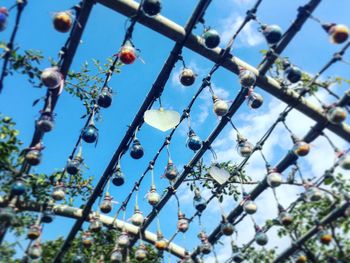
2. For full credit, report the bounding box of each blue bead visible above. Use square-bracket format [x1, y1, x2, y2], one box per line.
[11, 181, 26, 195]
[82, 125, 98, 143]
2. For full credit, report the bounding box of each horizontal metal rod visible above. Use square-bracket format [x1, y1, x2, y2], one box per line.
[97, 0, 350, 142]
[0, 197, 186, 259]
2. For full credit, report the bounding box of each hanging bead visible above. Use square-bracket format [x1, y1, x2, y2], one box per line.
[305, 186, 323, 202]
[236, 134, 253, 157]
[247, 92, 263, 109]
[53, 11, 73, 33]
[155, 231, 167, 251]
[202, 29, 221, 49]
[111, 166, 125, 186]
[293, 251, 307, 263]
[148, 185, 160, 206]
[326, 106, 346, 124]
[130, 138, 144, 159]
[292, 135, 310, 157]
[179, 68, 196, 86]
[25, 144, 42, 166]
[243, 200, 257, 214]
[27, 225, 41, 240]
[221, 220, 234, 236]
[261, 24, 283, 45]
[37, 112, 54, 133]
[28, 243, 42, 260]
[177, 211, 189, 233]
[110, 247, 123, 263]
[81, 231, 93, 248]
[52, 184, 66, 201]
[255, 231, 268, 246]
[163, 159, 178, 181]
[99, 192, 113, 213]
[117, 231, 130, 247]
[89, 214, 102, 233]
[323, 23, 349, 44]
[131, 205, 144, 226]
[266, 169, 282, 188]
[66, 156, 83, 176]
[198, 232, 211, 254]
[231, 245, 244, 263]
[339, 154, 350, 170]
[279, 211, 293, 226]
[213, 95, 229, 116]
[0, 7, 9, 31]
[41, 209, 54, 223]
[119, 40, 137, 65]
[187, 129, 202, 151]
[135, 244, 148, 261]
[142, 0, 162, 16]
[97, 86, 113, 108]
[11, 179, 26, 196]
[193, 188, 207, 212]
[319, 230, 332, 245]
[81, 124, 98, 143]
[239, 69, 256, 88]
[284, 64, 302, 84]
[41, 67, 63, 89]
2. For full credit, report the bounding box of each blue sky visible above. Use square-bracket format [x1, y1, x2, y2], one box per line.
[1, 0, 350, 262]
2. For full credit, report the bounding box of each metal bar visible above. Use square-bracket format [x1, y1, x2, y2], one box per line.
[0, 197, 186, 259]
[52, 1, 213, 261]
[96, 0, 350, 142]
[274, 202, 350, 263]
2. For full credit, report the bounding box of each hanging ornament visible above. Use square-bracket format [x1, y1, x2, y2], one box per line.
[236, 134, 253, 157]
[305, 186, 323, 202]
[202, 28, 220, 49]
[179, 68, 196, 86]
[293, 251, 307, 263]
[255, 227, 268, 246]
[135, 244, 148, 261]
[339, 154, 350, 170]
[261, 24, 283, 45]
[282, 60, 302, 83]
[147, 185, 160, 206]
[82, 231, 93, 248]
[82, 119, 98, 144]
[0, 7, 9, 32]
[180, 252, 194, 263]
[41, 208, 54, 223]
[247, 91, 263, 109]
[66, 146, 84, 175]
[89, 214, 102, 233]
[266, 168, 282, 188]
[198, 232, 212, 254]
[231, 245, 244, 263]
[119, 40, 137, 65]
[163, 159, 178, 181]
[110, 246, 123, 263]
[11, 179, 26, 196]
[193, 188, 207, 212]
[326, 106, 347, 124]
[99, 192, 113, 213]
[130, 137, 144, 159]
[292, 135, 310, 157]
[177, 211, 189, 233]
[53, 11, 73, 33]
[243, 200, 257, 214]
[111, 165, 125, 186]
[144, 107, 180, 132]
[142, 0, 162, 16]
[319, 230, 332, 245]
[209, 164, 230, 185]
[27, 225, 41, 240]
[117, 230, 130, 247]
[220, 216, 234, 236]
[155, 230, 167, 251]
[212, 95, 229, 116]
[239, 68, 256, 88]
[187, 129, 202, 151]
[131, 204, 144, 226]
[51, 183, 66, 201]
[37, 95, 55, 133]
[0, 207, 15, 225]
[41, 67, 63, 89]
[97, 86, 113, 108]
[28, 242, 42, 260]
[278, 205, 293, 226]
[322, 23, 349, 44]
[25, 143, 43, 166]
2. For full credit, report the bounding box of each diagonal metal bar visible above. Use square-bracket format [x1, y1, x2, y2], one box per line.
[52, 1, 213, 261]
[96, 0, 350, 142]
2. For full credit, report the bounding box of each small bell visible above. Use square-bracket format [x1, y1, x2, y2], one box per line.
[179, 68, 196, 86]
[236, 134, 253, 157]
[220, 216, 234, 236]
[305, 186, 323, 202]
[53, 11, 73, 33]
[142, 0, 162, 16]
[283, 61, 302, 84]
[66, 148, 83, 175]
[130, 138, 144, 159]
[326, 106, 347, 124]
[27, 225, 41, 240]
[247, 92, 263, 109]
[198, 232, 211, 254]
[119, 40, 137, 65]
[292, 135, 310, 157]
[266, 169, 282, 188]
[111, 166, 125, 186]
[52, 183, 66, 201]
[339, 154, 350, 170]
[81, 123, 98, 143]
[163, 159, 178, 181]
[89, 214, 102, 233]
[11, 179, 26, 196]
[82, 231, 93, 248]
[148, 185, 160, 206]
[28, 242, 42, 260]
[37, 112, 54, 133]
[239, 69, 256, 88]
[319, 230, 332, 245]
[193, 188, 207, 212]
[187, 129, 202, 151]
[202, 29, 221, 49]
[177, 211, 189, 233]
[25, 143, 43, 166]
[243, 200, 257, 214]
[213, 95, 229, 116]
[135, 244, 148, 261]
[131, 205, 144, 226]
[0, 207, 15, 225]
[0, 7, 9, 32]
[118, 231, 130, 247]
[110, 247, 123, 263]
[99, 192, 113, 213]
[323, 23, 349, 44]
[255, 229, 268, 246]
[261, 24, 283, 45]
[97, 86, 113, 108]
[41, 67, 63, 89]
[155, 231, 167, 251]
